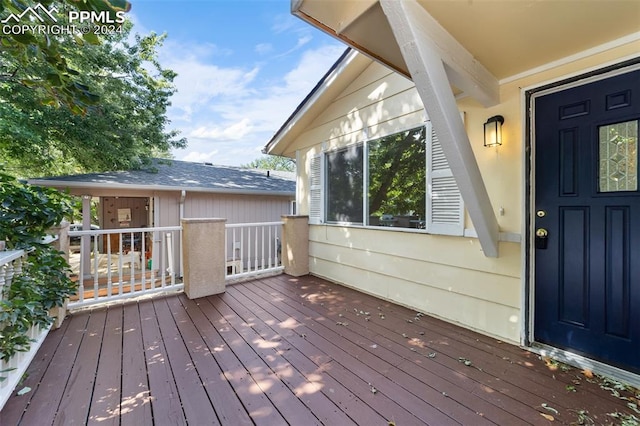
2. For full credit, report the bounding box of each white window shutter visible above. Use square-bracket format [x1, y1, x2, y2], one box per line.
[426, 122, 465, 236]
[309, 153, 324, 224]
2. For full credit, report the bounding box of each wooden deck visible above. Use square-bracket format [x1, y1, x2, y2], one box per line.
[2, 274, 637, 425]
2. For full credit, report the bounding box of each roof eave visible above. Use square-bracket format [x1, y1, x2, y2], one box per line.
[264, 48, 365, 156]
[28, 179, 295, 197]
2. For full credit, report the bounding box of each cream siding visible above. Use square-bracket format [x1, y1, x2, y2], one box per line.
[275, 42, 639, 344]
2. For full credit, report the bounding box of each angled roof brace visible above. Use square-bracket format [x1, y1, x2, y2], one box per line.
[380, 0, 500, 257]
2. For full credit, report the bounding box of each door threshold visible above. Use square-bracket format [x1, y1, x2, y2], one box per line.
[527, 342, 640, 389]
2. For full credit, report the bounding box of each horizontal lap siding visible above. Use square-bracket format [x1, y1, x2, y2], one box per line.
[292, 60, 523, 344]
[184, 193, 291, 224]
[309, 225, 521, 343]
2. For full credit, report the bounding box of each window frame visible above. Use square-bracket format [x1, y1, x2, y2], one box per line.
[308, 122, 465, 236]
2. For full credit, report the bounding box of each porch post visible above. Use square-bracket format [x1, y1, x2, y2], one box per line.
[48, 221, 69, 329]
[81, 194, 92, 276]
[181, 218, 226, 299]
[281, 215, 309, 277]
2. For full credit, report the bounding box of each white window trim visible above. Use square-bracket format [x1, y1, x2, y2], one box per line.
[312, 122, 465, 236]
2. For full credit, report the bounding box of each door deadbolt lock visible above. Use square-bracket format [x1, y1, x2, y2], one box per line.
[535, 228, 548, 249]
[536, 210, 546, 218]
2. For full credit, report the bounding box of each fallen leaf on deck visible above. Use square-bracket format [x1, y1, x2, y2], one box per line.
[539, 413, 555, 421]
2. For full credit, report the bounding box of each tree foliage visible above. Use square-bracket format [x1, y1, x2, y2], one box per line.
[0, 171, 76, 360]
[243, 155, 296, 172]
[368, 127, 426, 218]
[0, 0, 186, 177]
[0, 0, 131, 111]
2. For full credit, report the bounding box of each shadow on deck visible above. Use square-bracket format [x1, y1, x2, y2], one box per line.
[1, 274, 636, 425]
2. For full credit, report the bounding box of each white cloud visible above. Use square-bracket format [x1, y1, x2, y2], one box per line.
[255, 43, 273, 55]
[188, 118, 253, 141]
[271, 13, 297, 34]
[182, 150, 219, 163]
[164, 39, 345, 165]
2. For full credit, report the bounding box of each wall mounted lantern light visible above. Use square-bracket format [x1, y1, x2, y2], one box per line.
[484, 115, 504, 147]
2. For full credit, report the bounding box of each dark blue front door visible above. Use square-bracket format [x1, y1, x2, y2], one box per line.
[534, 68, 640, 373]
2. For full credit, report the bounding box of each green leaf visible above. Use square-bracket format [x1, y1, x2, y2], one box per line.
[82, 31, 100, 45]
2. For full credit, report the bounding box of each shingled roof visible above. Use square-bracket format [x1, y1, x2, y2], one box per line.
[29, 159, 295, 196]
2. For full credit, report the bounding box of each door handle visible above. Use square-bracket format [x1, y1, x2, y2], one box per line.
[535, 228, 548, 249]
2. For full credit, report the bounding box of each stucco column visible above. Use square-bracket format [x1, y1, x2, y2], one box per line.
[281, 215, 309, 277]
[181, 218, 226, 299]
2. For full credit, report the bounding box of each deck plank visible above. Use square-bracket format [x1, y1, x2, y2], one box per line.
[138, 298, 187, 425]
[260, 276, 544, 425]
[208, 292, 357, 426]
[243, 280, 483, 425]
[167, 295, 252, 425]
[229, 283, 437, 425]
[0, 318, 71, 425]
[181, 295, 287, 425]
[225, 284, 395, 425]
[120, 303, 153, 426]
[17, 313, 89, 425]
[4, 273, 638, 426]
[53, 309, 107, 426]
[151, 296, 220, 425]
[87, 305, 123, 426]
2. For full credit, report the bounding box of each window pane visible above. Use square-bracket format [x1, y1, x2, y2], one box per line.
[326, 145, 363, 223]
[368, 127, 426, 228]
[599, 120, 638, 192]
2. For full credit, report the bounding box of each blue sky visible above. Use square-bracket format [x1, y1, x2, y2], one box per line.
[130, 0, 346, 166]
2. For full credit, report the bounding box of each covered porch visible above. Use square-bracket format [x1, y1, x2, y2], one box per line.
[2, 274, 636, 425]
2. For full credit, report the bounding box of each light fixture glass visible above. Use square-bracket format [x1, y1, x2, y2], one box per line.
[484, 115, 504, 147]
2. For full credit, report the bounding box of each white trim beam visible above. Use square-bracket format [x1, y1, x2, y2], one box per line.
[381, 0, 500, 257]
[382, 0, 499, 107]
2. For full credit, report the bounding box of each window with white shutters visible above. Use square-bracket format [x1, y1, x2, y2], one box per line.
[310, 122, 464, 234]
[426, 122, 465, 235]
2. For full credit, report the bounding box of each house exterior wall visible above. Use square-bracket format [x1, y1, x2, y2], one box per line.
[183, 193, 292, 223]
[290, 42, 639, 344]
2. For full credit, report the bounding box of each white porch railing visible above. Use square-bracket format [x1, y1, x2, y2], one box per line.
[68, 226, 182, 309]
[225, 221, 283, 281]
[0, 250, 50, 410]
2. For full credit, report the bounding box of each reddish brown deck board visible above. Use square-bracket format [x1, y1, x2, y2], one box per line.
[243, 280, 487, 425]
[0, 318, 70, 425]
[138, 298, 187, 425]
[262, 275, 634, 424]
[200, 296, 321, 425]
[231, 283, 452, 425]
[167, 295, 252, 425]
[259, 276, 547, 425]
[300, 275, 633, 422]
[53, 309, 107, 425]
[152, 297, 220, 425]
[255, 276, 536, 424]
[207, 292, 356, 426]
[120, 303, 153, 426]
[3, 274, 637, 426]
[182, 296, 287, 426]
[87, 305, 123, 426]
[226, 282, 419, 426]
[18, 313, 89, 425]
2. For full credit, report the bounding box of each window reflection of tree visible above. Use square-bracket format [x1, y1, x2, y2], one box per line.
[368, 127, 426, 226]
